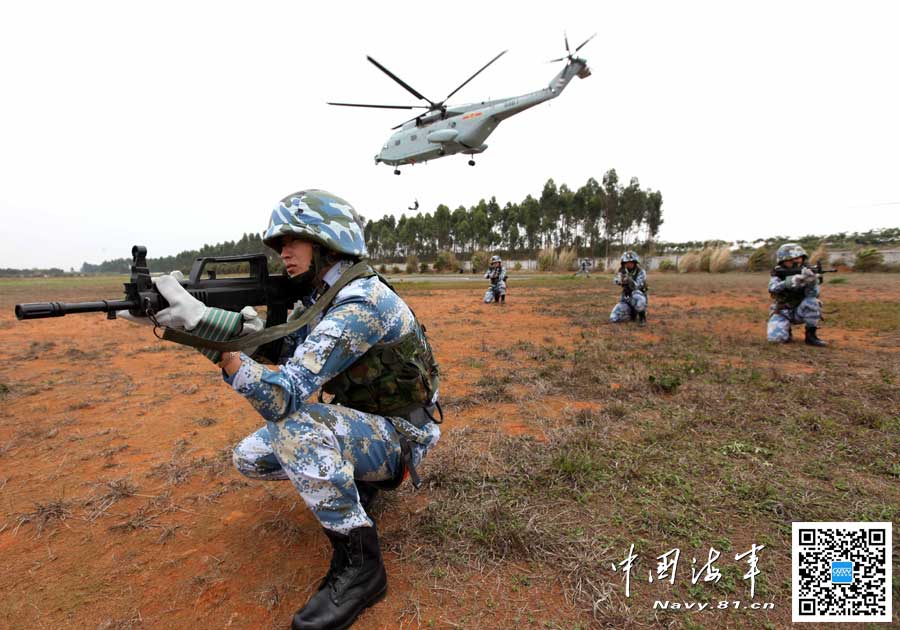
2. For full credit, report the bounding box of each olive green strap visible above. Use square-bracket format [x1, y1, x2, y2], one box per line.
[161, 260, 376, 353]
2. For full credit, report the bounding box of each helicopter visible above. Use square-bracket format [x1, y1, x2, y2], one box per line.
[328, 34, 594, 175]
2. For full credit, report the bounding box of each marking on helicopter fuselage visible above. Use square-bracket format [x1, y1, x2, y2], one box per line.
[462, 112, 483, 120]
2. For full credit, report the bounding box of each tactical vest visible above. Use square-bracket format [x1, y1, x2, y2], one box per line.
[319, 274, 440, 419]
[323, 326, 439, 418]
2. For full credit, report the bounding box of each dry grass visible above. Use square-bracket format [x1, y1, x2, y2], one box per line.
[809, 243, 829, 266]
[392, 277, 900, 624]
[84, 477, 138, 521]
[557, 247, 578, 271]
[710, 246, 733, 272]
[15, 499, 73, 536]
[677, 251, 701, 273]
[698, 246, 714, 271]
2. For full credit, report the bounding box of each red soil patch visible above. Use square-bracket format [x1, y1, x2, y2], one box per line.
[0, 277, 896, 628]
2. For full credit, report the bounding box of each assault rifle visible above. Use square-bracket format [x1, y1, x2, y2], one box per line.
[772, 261, 838, 281]
[15, 245, 303, 362]
[618, 271, 636, 295]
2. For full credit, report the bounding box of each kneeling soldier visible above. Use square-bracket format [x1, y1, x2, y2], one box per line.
[767, 243, 827, 346]
[147, 189, 441, 629]
[609, 251, 648, 325]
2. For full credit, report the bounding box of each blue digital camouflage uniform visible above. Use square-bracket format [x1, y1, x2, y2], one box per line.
[610, 267, 648, 322]
[483, 266, 508, 303]
[228, 262, 440, 534]
[766, 272, 821, 343]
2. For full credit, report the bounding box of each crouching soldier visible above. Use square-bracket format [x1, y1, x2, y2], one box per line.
[609, 251, 648, 325]
[144, 189, 441, 629]
[483, 255, 508, 304]
[767, 243, 827, 346]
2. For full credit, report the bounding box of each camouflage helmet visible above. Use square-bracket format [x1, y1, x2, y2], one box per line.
[620, 251, 641, 264]
[262, 189, 368, 258]
[775, 243, 807, 264]
[490, 255, 502, 264]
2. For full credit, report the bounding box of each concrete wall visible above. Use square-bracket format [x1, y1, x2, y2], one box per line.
[431, 249, 900, 272]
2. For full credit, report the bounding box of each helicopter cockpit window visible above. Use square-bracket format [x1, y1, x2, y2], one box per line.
[410, 134, 417, 141]
[394, 140, 401, 146]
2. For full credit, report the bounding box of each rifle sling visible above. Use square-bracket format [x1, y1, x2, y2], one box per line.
[161, 260, 376, 353]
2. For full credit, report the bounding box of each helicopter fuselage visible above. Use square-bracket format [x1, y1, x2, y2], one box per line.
[374, 58, 590, 167]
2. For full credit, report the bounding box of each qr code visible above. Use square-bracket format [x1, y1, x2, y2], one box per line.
[792, 521, 892, 622]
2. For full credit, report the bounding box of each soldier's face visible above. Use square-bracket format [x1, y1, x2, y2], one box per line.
[784, 256, 803, 268]
[280, 236, 313, 277]
[624, 261, 636, 270]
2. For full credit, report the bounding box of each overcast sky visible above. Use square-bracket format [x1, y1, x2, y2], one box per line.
[1, 1, 898, 269]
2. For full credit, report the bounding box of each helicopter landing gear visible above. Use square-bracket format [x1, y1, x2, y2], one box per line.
[393, 168, 401, 175]
[468, 159, 475, 166]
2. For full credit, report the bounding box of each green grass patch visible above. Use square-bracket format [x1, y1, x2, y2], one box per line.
[827, 300, 900, 331]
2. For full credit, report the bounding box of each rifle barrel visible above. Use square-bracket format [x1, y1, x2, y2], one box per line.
[15, 299, 137, 320]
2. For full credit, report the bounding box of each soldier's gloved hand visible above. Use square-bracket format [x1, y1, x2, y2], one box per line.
[155, 274, 207, 330]
[801, 267, 817, 285]
[239, 306, 264, 335]
[116, 270, 186, 326]
[790, 274, 805, 288]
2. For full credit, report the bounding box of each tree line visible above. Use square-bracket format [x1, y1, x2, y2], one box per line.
[69, 170, 663, 273]
[365, 170, 663, 261]
[79, 232, 280, 275]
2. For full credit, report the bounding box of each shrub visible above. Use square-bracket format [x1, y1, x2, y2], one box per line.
[557, 248, 578, 271]
[657, 259, 676, 272]
[470, 250, 490, 274]
[809, 244, 829, 267]
[513, 261, 522, 271]
[747, 247, 771, 272]
[391, 265, 401, 274]
[405, 255, 419, 274]
[854, 248, 884, 272]
[709, 246, 732, 273]
[678, 251, 701, 273]
[537, 247, 556, 271]
[649, 373, 681, 394]
[433, 250, 458, 272]
[378, 263, 387, 274]
[419, 262, 430, 273]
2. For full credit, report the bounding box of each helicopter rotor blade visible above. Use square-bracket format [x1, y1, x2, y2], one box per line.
[443, 49, 508, 102]
[574, 33, 596, 53]
[564, 32, 570, 55]
[548, 55, 568, 63]
[366, 56, 436, 107]
[327, 102, 430, 110]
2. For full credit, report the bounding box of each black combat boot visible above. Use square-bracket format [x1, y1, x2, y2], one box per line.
[804, 325, 827, 347]
[637, 311, 647, 326]
[292, 526, 388, 630]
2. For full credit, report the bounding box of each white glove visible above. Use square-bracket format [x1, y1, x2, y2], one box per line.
[117, 270, 186, 325]
[239, 306, 264, 335]
[801, 267, 817, 285]
[790, 274, 804, 288]
[154, 274, 207, 330]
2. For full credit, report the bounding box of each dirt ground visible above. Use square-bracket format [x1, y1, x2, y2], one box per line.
[1, 273, 897, 629]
